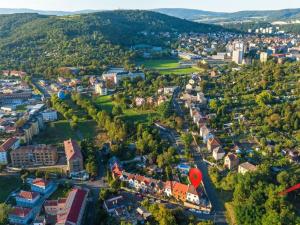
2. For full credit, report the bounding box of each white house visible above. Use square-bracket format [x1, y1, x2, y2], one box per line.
[238, 162, 257, 175]
[95, 81, 107, 96]
[135, 97, 145, 107]
[212, 147, 225, 161]
[186, 185, 200, 205]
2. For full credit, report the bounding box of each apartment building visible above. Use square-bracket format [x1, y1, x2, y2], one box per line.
[10, 145, 58, 167]
[64, 139, 84, 173]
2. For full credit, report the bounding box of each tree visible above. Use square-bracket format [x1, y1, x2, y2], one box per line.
[112, 105, 123, 117]
[0, 204, 11, 225]
[209, 99, 218, 111]
[181, 133, 193, 149]
[255, 91, 273, 107]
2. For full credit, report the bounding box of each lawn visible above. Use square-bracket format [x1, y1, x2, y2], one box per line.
[94, 95, 114, 113]
[137, 59, 180, 69]
[33, 120, 98, 144]
[0, 176, 21, 203]
[137, 59, 202, 75]
[159, 67, 202, 75]
[94, 95, 158, 123]
[121, 109, 158, 124]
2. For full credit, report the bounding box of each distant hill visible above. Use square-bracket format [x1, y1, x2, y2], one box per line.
[0, 8, 100, 16]
[0, 10, 224, 74]
[152, 8, 227, 20]
[154, 8, 300, 24]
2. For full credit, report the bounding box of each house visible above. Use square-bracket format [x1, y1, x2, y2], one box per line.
[9, 207, 35, 225]
[186, 185, 201, 205]
[212, 147, 225, 161]
[16, 191, 40, 208]
[287, 150, 299, 163]
[163, 86, 178, 95]
[31, 178, 55, 194]
[135, 97, 145, 107]
[207, 137, 221, 152]
[164, 181, 188, 202]
[197, 92, 207, 105]
[44, 198, 67, 216]
[199, 125, 210, 137]
[103, 195, 126, 215]
[185, 83, 194, 91]
[157, 95, 168, 105]
[224, 153, 239, 170]
[64, 139, 84, 173]
[0, 137, 20, 165]
[95, 81, 108, 96]
[164, 181, 201, 205]
[146, 97, 155, 105]
[238, 162, 257, 175]
[136, 207, 152, 220]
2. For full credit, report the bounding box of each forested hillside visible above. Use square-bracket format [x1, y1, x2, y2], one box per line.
[0, 10, 224, 75]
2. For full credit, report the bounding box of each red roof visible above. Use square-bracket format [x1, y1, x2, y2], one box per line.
[112, 165, 123, 177]
[18, 191, 39, 200]
[0, 137, 18, 152]
[32, 178, 50, 187]
[208, 137, 221, 147]
[10, 207, 31, 217]
[165, 181, 189, 202]
[64, 139, 83, 161]
[187, 185, 199, 196]
[65, 188, 88, 224]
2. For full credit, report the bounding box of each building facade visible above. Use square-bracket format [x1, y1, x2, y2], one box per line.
[64, 139, 84, 173]
[10, 145, 58, 168]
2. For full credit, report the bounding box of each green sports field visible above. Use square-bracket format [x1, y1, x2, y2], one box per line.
[137, 59, 202, 74]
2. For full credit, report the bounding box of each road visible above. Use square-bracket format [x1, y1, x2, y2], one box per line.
[172, 89, 228, 225]
[191, 142, 227, 224]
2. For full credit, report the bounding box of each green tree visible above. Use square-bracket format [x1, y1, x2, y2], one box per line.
[0, 204, 11, 225]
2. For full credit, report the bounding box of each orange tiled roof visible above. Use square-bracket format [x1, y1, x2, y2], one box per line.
[18, 191, 39, 200]
[165, 181, 189, 202]
[32, 178, 49, 187]
[64, 139, 83, 161]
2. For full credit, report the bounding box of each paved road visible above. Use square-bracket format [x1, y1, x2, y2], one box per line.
[172, 89, 228, 225]
[191, 144, 227, 224]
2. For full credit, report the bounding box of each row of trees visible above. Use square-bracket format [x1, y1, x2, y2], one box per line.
[50, 95, 79, 128]
[81, 139, 98, 177]
[72, 93, 127, 142]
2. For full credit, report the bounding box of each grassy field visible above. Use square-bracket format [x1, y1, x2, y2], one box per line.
[0, 176, 21, 203]
[33, 120, 98, 144]
[137, 59, 202, 75]
[138, 59, 180, 69]
[159, 67, 202, 75]
[94, 95, 114, 113]
[94, 96, 158, 123]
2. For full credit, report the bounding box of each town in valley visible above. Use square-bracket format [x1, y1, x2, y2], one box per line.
[0, 2, 299, 225]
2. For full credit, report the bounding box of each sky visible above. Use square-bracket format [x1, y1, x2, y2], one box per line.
[0, 0, 300, 12]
